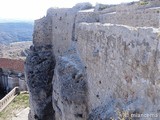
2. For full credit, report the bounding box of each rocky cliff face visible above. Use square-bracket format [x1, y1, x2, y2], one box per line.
[25, 1, 160, 120]
[25, 45, 55, 120]
[53, 45, 88, 120]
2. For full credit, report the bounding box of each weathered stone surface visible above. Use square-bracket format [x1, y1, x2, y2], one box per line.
[52, 44, 88, 120]
[33, 15, 52, 46]
[76, 23, 160, 119]
[25, 1, 160, 120]
[25, 45, 55, 120]
[46, 6, 97, 58]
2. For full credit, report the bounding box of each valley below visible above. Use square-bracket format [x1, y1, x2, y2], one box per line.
[0, 41, 32, 60]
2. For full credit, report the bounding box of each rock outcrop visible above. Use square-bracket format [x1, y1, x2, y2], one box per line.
[25, 45, 55, 120]
[53, 44, 88, 120]
[25, 0, 160, 120]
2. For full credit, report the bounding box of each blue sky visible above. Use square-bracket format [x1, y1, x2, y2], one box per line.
[0, 0, 139, 20]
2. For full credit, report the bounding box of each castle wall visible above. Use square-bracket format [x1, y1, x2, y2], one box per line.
[99, 7, 160, 28]
[33, 5, 160, 51]
[48, 8, 77, 57]
[76, 9, 99, 23]
[76, 23, 160, 114]
[33, 15, 52, 46]
[27, 2, 160, 119]
[44, 8, 99, 56]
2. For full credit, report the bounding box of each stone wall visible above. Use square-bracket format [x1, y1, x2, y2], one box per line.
[25, 1, 160, 120]
[48, 8, 77, 57]
[99, 7, 160, 28]
[76, 23, 160, 118]
[76, 9, 99, 23]
[33, 15, 52, 46]
[0, 70, 26, 92]
[47, 8, 98, 57]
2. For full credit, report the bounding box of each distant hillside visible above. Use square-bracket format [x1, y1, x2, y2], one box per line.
[0, 41, 32, 60]
[0, 22, 33, 44]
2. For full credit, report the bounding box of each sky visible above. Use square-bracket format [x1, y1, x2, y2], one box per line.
[0, 0, 139, 21]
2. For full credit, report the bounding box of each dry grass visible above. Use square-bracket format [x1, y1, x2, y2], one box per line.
[0, 93, 29, 120]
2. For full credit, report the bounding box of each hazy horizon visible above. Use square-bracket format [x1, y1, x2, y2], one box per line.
[0, 0, 139, 21]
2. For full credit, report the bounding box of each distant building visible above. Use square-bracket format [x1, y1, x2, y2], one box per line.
[0, 58, 24, 72]
[0, 58, 27, 92]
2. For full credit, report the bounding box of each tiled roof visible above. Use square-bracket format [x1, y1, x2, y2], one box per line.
[0, 58, 24, 72]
